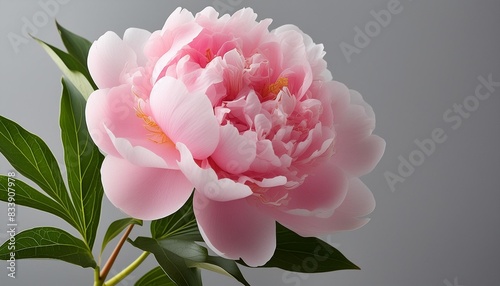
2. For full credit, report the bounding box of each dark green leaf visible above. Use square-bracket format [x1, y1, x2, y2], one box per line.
[56, 21, 94, 79]
[0, 115, 73, 216]
[193, 256, 250, 286]
[131, 237, 202, 286]
[34, 37, 94, 99]
[151, 194, 201, 241]
[241, 224, 359, 273]
[101, 218, 142, 255]
[0, 176, 76, 228]
[0, 227, 96, 268]
[160, 239, 249, 286]
[135, 267, 176, 286]
[60, 78, 104, 249]
[135, 238, 250, 286]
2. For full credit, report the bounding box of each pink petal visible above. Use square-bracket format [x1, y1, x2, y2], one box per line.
[249, 140, 281, 173]
[331, 89, 386, 176]
[335, 178, 376, 216]
[349, 89, 375, 121]
[273, 24, 332, 81]
[266, 175, 374, 237]
[123, 28, 151, 66]
[162, 7, 195, 32]
[177, 143, 252, 201]
[281, 165, 348, 213]
[194, 192, 276, 266]
[152, 10, 203, 81]
[150, 77, 219, 159]
[211, 125, 257, 174]
[86, 85, 138, 158]
[101, 156, 193, 220]
[104, 125, 178, 169]
[334, 135, 386, 176]
[88, 31, 137, 89]
[86, 85, 179, 168]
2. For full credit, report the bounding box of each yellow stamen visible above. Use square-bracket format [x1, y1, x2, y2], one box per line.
[268, 77, 289, 95]
[205, 48, 214, 63]
[135, 104, 173, 145]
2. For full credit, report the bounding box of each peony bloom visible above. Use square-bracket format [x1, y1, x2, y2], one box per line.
[86, 7, 385, 266]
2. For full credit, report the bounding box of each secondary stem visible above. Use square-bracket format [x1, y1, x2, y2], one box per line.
[104, 251, 150, 286]
[99, 224, 135, 281]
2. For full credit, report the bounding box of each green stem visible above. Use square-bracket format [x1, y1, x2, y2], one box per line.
[93, 267, 104, 286]
[104, 251, 150, 286]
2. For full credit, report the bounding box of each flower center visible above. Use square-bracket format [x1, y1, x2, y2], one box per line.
[205, 48, 214, 63]
[263, 77, 289, 99]
[135, 104, 173, 145]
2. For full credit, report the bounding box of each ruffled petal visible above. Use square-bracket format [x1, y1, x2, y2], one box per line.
[267, 176, 374, 237]
[177, 143, 252, 201]
[151, 8, 203, 81]
[211, 125, 257, 174]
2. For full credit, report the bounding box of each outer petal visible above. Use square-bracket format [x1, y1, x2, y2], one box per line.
[177, 143, 252, 201]
[194, 192, 276, 267]
[150, 77, 219, 159]
[101, 156, 193, 220]
[88, 31, 137, 89]
[104, 125, 177, 169]
[123, 28, 152, 66]
[332, 87, 386, 176]
[86, 85, 137, 158]
[334, 135, 386, 176]
[349, 89, 375, 121]
[279, 165, 348, 214]
[86, 84, 179, 168]
[267, 176, 374, 237]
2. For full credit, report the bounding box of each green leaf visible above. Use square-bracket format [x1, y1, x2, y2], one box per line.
[60, 78, 104, 249]
[134, 238, 250, 286]
[242, 224, 359, 273]
[35, 37, 95, 99]
[0, 116, 73, 215]
[101, 218, 142, 255]
[0, 176, 76, 229]
[135, 267, 176, 286]
[0, 227, 96, 268]
[131, 237, 202, 286]
[189, 255, 250, 286]
[151, 194, 201, 241]
[56, 21, 94, 76]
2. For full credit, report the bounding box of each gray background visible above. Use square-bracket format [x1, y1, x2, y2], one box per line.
[1, 0, 499, 285]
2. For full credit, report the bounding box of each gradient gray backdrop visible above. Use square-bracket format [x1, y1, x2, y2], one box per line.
[1, 0, 499, 285]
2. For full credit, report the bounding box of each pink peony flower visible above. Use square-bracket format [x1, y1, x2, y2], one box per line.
[86, 7, 385, 266]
